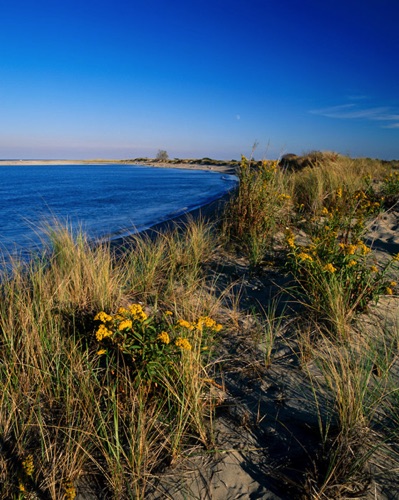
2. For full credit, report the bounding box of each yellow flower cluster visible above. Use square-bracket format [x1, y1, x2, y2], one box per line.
[96, 324, 113, 341]
[94, 311, 113, 323]
[355, 191, 368, 200]
[346, 244, 357, 255]
[196, 316, 223, 332]
[157, 331, 170, 344]
[384, 172, 399, 181]
[119, 319, 133, 331]
[129, 303, 148, 322]
[321, 207, 330, 216]
[177, 318, 194, 330]
[285, 229, 296, 249]
[323, 263, 337, 273]
[22, 454, 34, 477]
[298, 252, 313, 262]
[358, 242, 371, 255]
[347, 260, 357, 267]
[175, 337, 192, 350]
[339, 243, 358, 255]
[261, 159, 278, 173]
[64, 481, 77, 500]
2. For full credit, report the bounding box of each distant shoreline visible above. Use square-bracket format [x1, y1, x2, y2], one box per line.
[0, 159, 238, 175]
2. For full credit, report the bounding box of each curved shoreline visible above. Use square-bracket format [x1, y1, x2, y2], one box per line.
[0, 162, 237, 260]
[0, 159, 238, 175]
[109, 189, 235, 253]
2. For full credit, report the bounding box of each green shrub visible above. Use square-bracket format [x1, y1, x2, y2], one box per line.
[287, 189, 397, 336]
[223, 156, 292, 266]
[93, 304, 222, 384]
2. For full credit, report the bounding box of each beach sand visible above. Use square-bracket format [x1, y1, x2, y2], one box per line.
[5, 158, 398, 498]
[143, 210, 399, 500]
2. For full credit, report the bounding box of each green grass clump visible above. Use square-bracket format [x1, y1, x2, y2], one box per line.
[286, 185, 397, 336]
[289, 154, 387, 215]
[222, 155, 292, 266]
[0, 220, 222, 499]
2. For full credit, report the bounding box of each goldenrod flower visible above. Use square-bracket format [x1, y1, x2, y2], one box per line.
[94, 311, 113, 323]
[64, 481, 77, 500]
[196, 316, 223, 332]
[197, 316, 216, 330]
[336, 188, 342, 199]
[347, 260, 357, 267]
[386, 287, 393, 295]
[165, 310, 173, 316]
[370, 265, 378, 273]
[298, 252, 313, 262]
[390, 281, 397, 287]
[358, 242, 371, 255]
[129, 304, 148, 321]
[97, 349, 107, 355]
[323, 263, 337, 273]
[177, 319, 194, 330]
[175, 337, 192, 350]
[117, 307, 129, 316]
[96, 324, 113, 341]
[321, 207, 329, 216]
[286, 236, 296, 249]
[22, 454, 34, 477]
[347, 245, 357, 255]
[157, 331, 170, 344]
[18, 483, 26, 492]
[393, 253, 399, 262]
[119, 319, 133, 331]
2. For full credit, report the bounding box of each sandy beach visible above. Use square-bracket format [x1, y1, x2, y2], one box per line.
[2, 154, 399, 499]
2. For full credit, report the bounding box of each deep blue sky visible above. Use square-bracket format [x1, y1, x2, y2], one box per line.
[1, 0, 399, 160]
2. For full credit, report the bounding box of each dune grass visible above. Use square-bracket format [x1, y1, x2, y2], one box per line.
[1, 152, 399, 498]
[0, 219, 222, 499]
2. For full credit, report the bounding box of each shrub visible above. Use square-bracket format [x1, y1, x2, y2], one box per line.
[286, 188, 397, 336]
[155, 149, 169, 162]
[223, 156, 292, 266]
[93, 304, 222, 385]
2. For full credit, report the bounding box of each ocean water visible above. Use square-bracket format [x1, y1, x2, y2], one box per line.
[0, 164, 237, 261]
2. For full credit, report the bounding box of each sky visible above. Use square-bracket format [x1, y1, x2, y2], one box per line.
[1, 0, 399, 160]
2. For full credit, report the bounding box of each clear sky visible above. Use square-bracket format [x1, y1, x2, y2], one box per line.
[1, 0, 399, 160]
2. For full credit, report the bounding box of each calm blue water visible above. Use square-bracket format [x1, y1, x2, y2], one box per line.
[0, 165, 237, 261]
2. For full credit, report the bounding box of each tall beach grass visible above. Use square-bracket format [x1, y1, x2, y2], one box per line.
[1, 152, 399, 498]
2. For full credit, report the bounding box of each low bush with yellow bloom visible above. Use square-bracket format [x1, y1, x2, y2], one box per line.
[286, 192, 398, 330]
[93, 304, 222, 383]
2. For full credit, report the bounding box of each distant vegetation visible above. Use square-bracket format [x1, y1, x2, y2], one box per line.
[155, 149, 169, 162]
[1, 152, 399, 498]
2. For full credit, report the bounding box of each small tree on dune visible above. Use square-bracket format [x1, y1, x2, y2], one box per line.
[156, 149, 169, 162]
